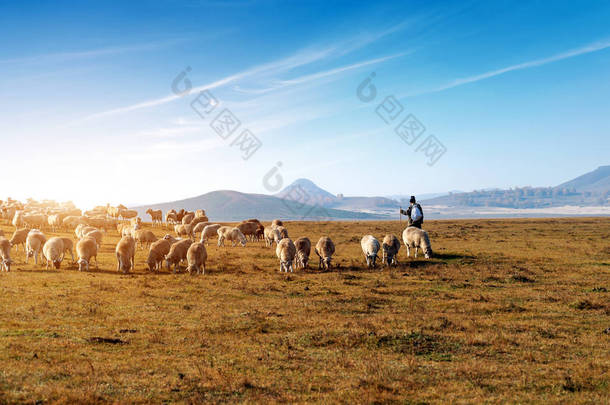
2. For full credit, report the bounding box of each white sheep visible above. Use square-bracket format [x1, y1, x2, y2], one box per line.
[76, 236, 98, 271]
[186, 242, 207, 275]
[402, 227, 432, 259]
[200, 224, 221, 245]
[217, 226, 246, 247]
[294, 237, 311, 269]
[361, 235, 380, 268]
[116, 235, 136, 273]
[0, 237, 12, 271]
[26, 229, 47, 265]
[43, 237, 65, 270]
[264, 227, 281, 247]
[315, 236, 335, 271]
[276, 238, 296, 272]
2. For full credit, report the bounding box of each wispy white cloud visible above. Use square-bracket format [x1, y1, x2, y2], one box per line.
[0, 39, 186, 66]
[76, 20, 415, 122]
[415, 39, 610, 96]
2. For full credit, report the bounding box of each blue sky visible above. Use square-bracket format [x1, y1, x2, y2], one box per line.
[1, 0, 609, 208]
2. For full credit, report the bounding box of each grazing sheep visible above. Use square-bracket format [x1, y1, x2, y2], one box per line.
[130, 217, 142, 227]
[237, 221, 259, 241]
[174, 223, 193, 239]
[85, 216, 112, 231]
[23, 214, 47, 229]
[12, 211, 24, 228]
[186, 242, 207, 275]
[60, 237, 75, 263]
[26, 230, 47, 265]
[107, 206, 122, 219]
[382, 234, 401, 267]
[195, 209, 206, 218]
[276, 238, 296, 272]
[361, 235, 381, 268]
[163, 234, 179, 245]
[217, 226, 247, 247]
[294, 237, 311, 269]
[166, 211, 178, 224]
[10, 228, 29, 252]
[75, 224, 97, 239]
[254, 224, 265, 241]
[120, 209, 138, 220]
[264, 227, 281, 247]
[182, 212, 195, 225]
[115, 235, 136, 273]
[200, 224, 221, 245]
[63, 215, 86, 229]
[190, 216, 209, 228]
[276, 226, 289, 240]
[43, 237, 65, 270]
[84, 229, 103, 247]
[0, 237, 12, 271]
[165, 239, 193, 273]
[192, 221, 209, 238]
[147, 239, 171, 272]
[76, 237, 98, 271]
[134, 229, 157, 250]
[402, 227, 432, 259]
[48, 214, 61, 231]
[315, 236, 335, 271]
[271, 219, 283, 228]
[146, 209, 163, 226]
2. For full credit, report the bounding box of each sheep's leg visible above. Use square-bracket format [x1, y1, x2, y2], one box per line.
[116, 254, 120, 271]
[414, 247, 418, 258]
[406, 245, 410, 257]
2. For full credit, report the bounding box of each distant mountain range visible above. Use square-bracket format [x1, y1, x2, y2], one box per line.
[132, 166, 609, 221]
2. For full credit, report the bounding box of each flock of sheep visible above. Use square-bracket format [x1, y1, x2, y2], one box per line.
[0, 199, 433, 274]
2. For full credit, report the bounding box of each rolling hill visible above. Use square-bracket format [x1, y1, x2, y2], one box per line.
[131, 189, 387, 222]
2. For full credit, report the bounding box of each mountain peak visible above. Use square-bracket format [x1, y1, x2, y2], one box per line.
[275, 178, 337, 206]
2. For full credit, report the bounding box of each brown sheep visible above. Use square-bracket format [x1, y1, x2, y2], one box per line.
[165, 239, 193, 273]
[294, 237, 311, 269]
[166, 210, 178, 224]
[190, 216, 209, 227]
[10, 228, 29, 252]
[186, 242, 207, 275]
[382, 234, 401, 266]
[120, 209, 138, 220]
[195, 209, 206, 218]
[237, 221, 259, 241]
[115, 235, 136, 273]
[147, 239, 171, 272]
[146, 208, 163, 226]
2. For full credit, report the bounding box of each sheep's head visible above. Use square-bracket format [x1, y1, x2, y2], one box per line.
[53, 259, 62, 269]
[118, 257, 131, 273]
[26, 249, 34, 258]
[77, 258, 88, 271]
[2, 258, 12, 271]
[239, 235, 247, 247]
[424, 247, 432, 259]
[147, 256, 156, 272]
[323, 256, 332, 270]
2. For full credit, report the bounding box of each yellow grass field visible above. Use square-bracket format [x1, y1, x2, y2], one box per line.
[0, 218, 608, 403]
